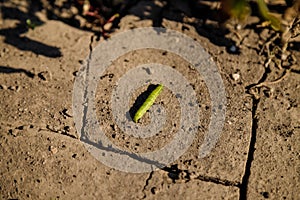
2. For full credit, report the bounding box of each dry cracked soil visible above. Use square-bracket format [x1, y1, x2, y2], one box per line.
[0, 0, 299, 199]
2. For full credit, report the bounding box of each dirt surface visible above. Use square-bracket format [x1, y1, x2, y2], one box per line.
[0, 0, 299, 199]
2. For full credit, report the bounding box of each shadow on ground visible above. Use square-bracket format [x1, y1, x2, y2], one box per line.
[1, 0, 295, 57]
[0, 66, 35, 78]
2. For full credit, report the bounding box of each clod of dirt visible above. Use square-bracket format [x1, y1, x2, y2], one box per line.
[150, 187, 157, 194]
[8, 129, 18, 137]
[61, 108, 73, 118]
[8, 125, 34, 137]
[49, 146, 58, 154]
[23, 124, 33, 131]
[0, 84, 7, 90]
[8, 85, 20, 92]
[72, 71, 79, 77]
[0, 47, 9, 57]
[46, 124, 59, 132]
[38, 71, 52, 81]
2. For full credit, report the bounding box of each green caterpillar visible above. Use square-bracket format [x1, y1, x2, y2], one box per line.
[133, 84, 163, 123]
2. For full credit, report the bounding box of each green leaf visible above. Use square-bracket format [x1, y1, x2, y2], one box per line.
[257, 0, 282, 31]
[26, 19, 36, 30]
[222, 0, 251, 22]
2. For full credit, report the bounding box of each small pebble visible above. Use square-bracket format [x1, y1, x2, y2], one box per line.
[0, 84, 7, 90]
[231, 73, 240, 81]
[49, 146, 58, 154]
[38, 71, 52, 81]
[8, 86, 16, 91]
[281, 53, 288, 61]
[72, 71, 79, 76]
[15, 86, 21, 92]
[8, 129, 18, 137]
[229, 45, 237, 53]
[104, 22, 113, 31]
[62, 108, 72, 118]
[7, 85, 20, 92]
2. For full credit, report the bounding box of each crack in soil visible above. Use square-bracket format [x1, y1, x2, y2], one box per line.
[140, 168, 240, 199]
[141, 171, 154, 199]
[239, 52, 277, 198]
[239, 60, 299, 199]
[239, 97, 259, 200]
[163, 165, 240, 187]
[195, 174, 240, 187]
